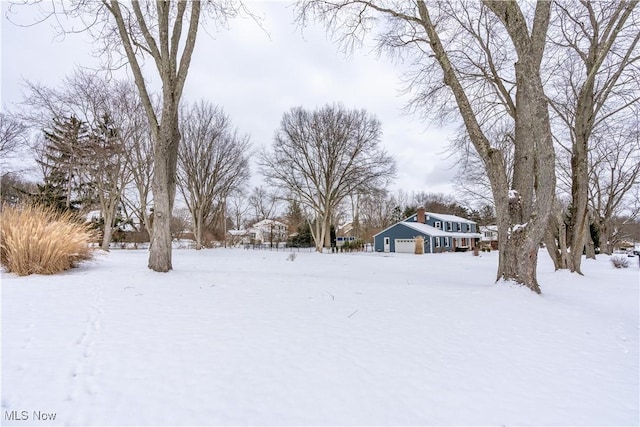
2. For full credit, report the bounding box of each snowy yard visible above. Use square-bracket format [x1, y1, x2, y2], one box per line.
[2, 248, 638, 426]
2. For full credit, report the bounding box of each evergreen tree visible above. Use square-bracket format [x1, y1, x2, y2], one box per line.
[288, 221, 313, 247]
[390, 206, 404, 224]
[285, 199, 305, 233]
[35, 115, 92, 212]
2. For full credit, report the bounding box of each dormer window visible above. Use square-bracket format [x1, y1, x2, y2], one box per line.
[456, 223, 462, 232]
[435, 221, 442, 230]
[446, 222, 452, 231]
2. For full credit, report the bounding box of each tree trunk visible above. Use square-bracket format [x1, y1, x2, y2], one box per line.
[499, 228, 541, 293]
[316, 219, 324, 252]
[414, 1, 555, 293]
[558, 215, 569, 268]
[194, 209, 203, 250]
[567, 103, 592, 274]
[101, 210, 114, 251]
[600, 218, 614, 255]
[544, 206, 570, 270]
[323, 212, 332, 249]
[584, 222, 596, 259]
[495, 2, 555, 294]
[310, 217, 323, 253]
[148, 111, 180, 272]
[544, 216, 561, 270]
[494, 191, 544, 294]
[142, 207, 152, 242]
[489, 51, 554, 294]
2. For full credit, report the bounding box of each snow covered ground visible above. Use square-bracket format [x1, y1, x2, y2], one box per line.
[2, 248, 638, 426]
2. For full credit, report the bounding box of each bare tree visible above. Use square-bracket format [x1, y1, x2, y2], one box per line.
[0, 172, 38, 207]
[452, 123, 515, 210]
[248, 186, 282, 223]
[21, 70, 149, 248]
[19, 67, 153, 239]
[297, 1, 556, 292]
[177, 101, 251, 250]
[260, 104, 396, 252]
[354, 189, 395, 241]
[97, 1, 196, 269]
[546, 0, 639, 273]
[87, 113, 132, 250]
[227, 189, 251, 231]
[116, 83, 154, 240]
[413, 192, 469, 217]
[11, 0, 252, 270]
[588, 124, 640, 254]
[0, 113, 27, 171]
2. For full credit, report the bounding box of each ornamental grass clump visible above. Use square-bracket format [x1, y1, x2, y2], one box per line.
[0, 204, 96, 276]
[610, 255, 629, 269]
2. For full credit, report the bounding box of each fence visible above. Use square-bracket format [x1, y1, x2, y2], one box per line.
[243, 243, 315, 252]
[242, 243, 375, 253]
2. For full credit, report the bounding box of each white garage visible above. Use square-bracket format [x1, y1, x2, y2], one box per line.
[394, 238, 416, 253]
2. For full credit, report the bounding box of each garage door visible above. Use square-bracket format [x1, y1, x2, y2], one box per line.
[395, 239, 415, 253]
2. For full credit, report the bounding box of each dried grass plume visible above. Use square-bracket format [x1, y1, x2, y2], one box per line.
[1, 204, 96, 276]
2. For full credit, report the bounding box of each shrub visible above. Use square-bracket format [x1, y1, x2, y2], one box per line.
[610, 255, 629, 269]
[0, 204, 96, 276]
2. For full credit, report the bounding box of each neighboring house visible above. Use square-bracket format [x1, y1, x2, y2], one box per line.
[480, 225, 499, 250]
[248, 219, 288, 245]
[374, 208, 481, 253]
[228, 229, 251, 245]
[336, 220, 355, 247]
[337, 221, 354, 237]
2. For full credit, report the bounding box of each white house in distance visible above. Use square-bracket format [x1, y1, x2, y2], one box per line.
[238, 219, 287, 244]
[480, 225, 499, 250]
[227, 219, 288, 246]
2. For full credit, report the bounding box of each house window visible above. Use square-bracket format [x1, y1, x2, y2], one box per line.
[435, 221, 442, 229]
[457, 223, 461, 232]
[434, 237, 440, 248]
[446, 222, 452, 231]
[445, 237, 451, 247]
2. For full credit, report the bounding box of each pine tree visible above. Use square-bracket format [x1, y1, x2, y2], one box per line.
[35, 115, 92, 212]
[285, 200, 305, 233]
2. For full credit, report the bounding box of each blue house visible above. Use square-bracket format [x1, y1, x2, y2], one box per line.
[374, 208, 482, 253]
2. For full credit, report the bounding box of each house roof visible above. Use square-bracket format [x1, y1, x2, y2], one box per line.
[251, 219, 287, 228]
[402, 221, 482, 238]
[406, 212, 477, 224]
[228, 229, 249, 236]
[425, 212, 477, 224]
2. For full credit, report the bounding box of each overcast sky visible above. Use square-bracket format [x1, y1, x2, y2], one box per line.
[1, 1, 459, 196]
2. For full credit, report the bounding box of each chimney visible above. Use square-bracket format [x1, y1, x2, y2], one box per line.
[417, 207, 425, 224]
